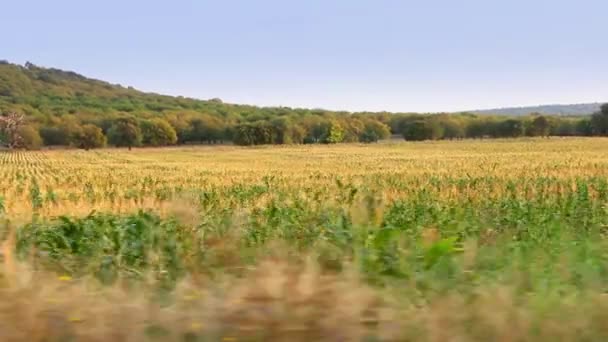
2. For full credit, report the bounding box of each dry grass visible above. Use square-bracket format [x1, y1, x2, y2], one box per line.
[4, 251, 608, 341]
[0, 252, 394, 342]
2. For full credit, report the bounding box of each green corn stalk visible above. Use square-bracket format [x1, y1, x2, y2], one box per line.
[29, 180, 43, 212]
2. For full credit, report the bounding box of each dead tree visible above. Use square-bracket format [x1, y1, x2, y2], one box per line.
[0, 112, 25, 149]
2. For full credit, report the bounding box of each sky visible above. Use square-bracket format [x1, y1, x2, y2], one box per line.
[2, 0, 607, 112]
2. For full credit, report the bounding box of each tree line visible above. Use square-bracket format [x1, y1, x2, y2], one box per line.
[1, 104, 608, 150]
[1, 62, 607, 150]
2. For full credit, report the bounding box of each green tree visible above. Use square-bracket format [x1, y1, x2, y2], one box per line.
[141, 118, 177, 146]
[186, 115, 226, 144]
[321, 120, 345, 144]
[551, 119, 577, 136]
[494, 119, 524, 138]
[341, 118, 365, 142]
[233, 123, 255, 145]
[403, 121, 425, 141]
[440, 119, 466, 140]
[40, 126, 69, 146]
[302, 116, 328, 144]
[272, 117, 306, 144]
[233, 121, 274, 145]
[17, 125, 43, 150]
[288, 124, 306, 144]
[270, 117, 303, 144]
[591, 104, 608, 136]
[40, 119, 84, 146]
[107, 117, 142, 150]
[528, 115, 551, 137]
[575, 118, 593, 136]
[165, 115, 191, 144]
[403, 119, 443, 141]
[72, 124, 106, 150]
[360, 120, 391, 143]
[466, 119, 490, 139]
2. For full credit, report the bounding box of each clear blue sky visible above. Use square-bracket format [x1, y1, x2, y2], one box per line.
[3, 0, 607, 112]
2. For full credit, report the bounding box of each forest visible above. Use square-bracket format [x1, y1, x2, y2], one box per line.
[1, 61, 607, 150]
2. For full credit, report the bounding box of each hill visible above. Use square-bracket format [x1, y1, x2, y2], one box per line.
[1, 60, 604, 120]
[0, 60, 299, 122]
[2, 60, 603, 119]
[0, 61, 400, 147]
[0, 60, 603, 149]
[472, 103, 602, 116]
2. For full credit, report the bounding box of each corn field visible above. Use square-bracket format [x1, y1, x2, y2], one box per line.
[2, 138, 608, 341]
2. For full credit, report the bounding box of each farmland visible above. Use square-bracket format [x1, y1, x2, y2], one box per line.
[2, 138, 608, 341]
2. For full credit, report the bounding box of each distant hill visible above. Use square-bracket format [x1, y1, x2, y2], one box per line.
[0, 60, 603, 119]
[0, 60, 274, 122]
[471, 103, 602, 116]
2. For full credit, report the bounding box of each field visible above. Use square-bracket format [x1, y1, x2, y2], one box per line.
[2, 138, 608, 341]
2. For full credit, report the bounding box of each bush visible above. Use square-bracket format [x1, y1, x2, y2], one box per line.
[360, 120, 391, 143]
[107, 117, 142, 149]
[403, 119, 443, 141]
[321, 120, 345, 144]
[18, 125, 43, 150]
[141, 118, 177, 146]
[40, 127, 69, 146]
[233, 121, 274, 145]
[73, 124, 107, 150]
[591, 104, 608, 136]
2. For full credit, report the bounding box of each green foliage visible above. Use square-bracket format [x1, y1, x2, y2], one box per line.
[527, 115, 551, 137]
[0, 62, 602, 148]
[340, 118, 365, 142]
[402, 119, 443, 141]
[322, 120, 345, 144]
[107, 117, 142, 149]
[270, 117, 305, 144]
[72, 124, 106, 150]
[17, 125, 43, 150]
[495, 119, 524, 138]
[465, 119, 491, 138]
[575, 118, 593, 136]
[141, 118, 177, 146]
[11, 172, 608, 292]
[40, 126, 69, 145]
[440, 118, 466, 139]
[16, 211, 193, 283]
[360, 120, 391, 143]
[185, 115, 225, 143]
[29, 179, 43, 212]
[591, 104, 608, 135]
[233, 121, 274, 145]
[423, 237, 459, 269]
